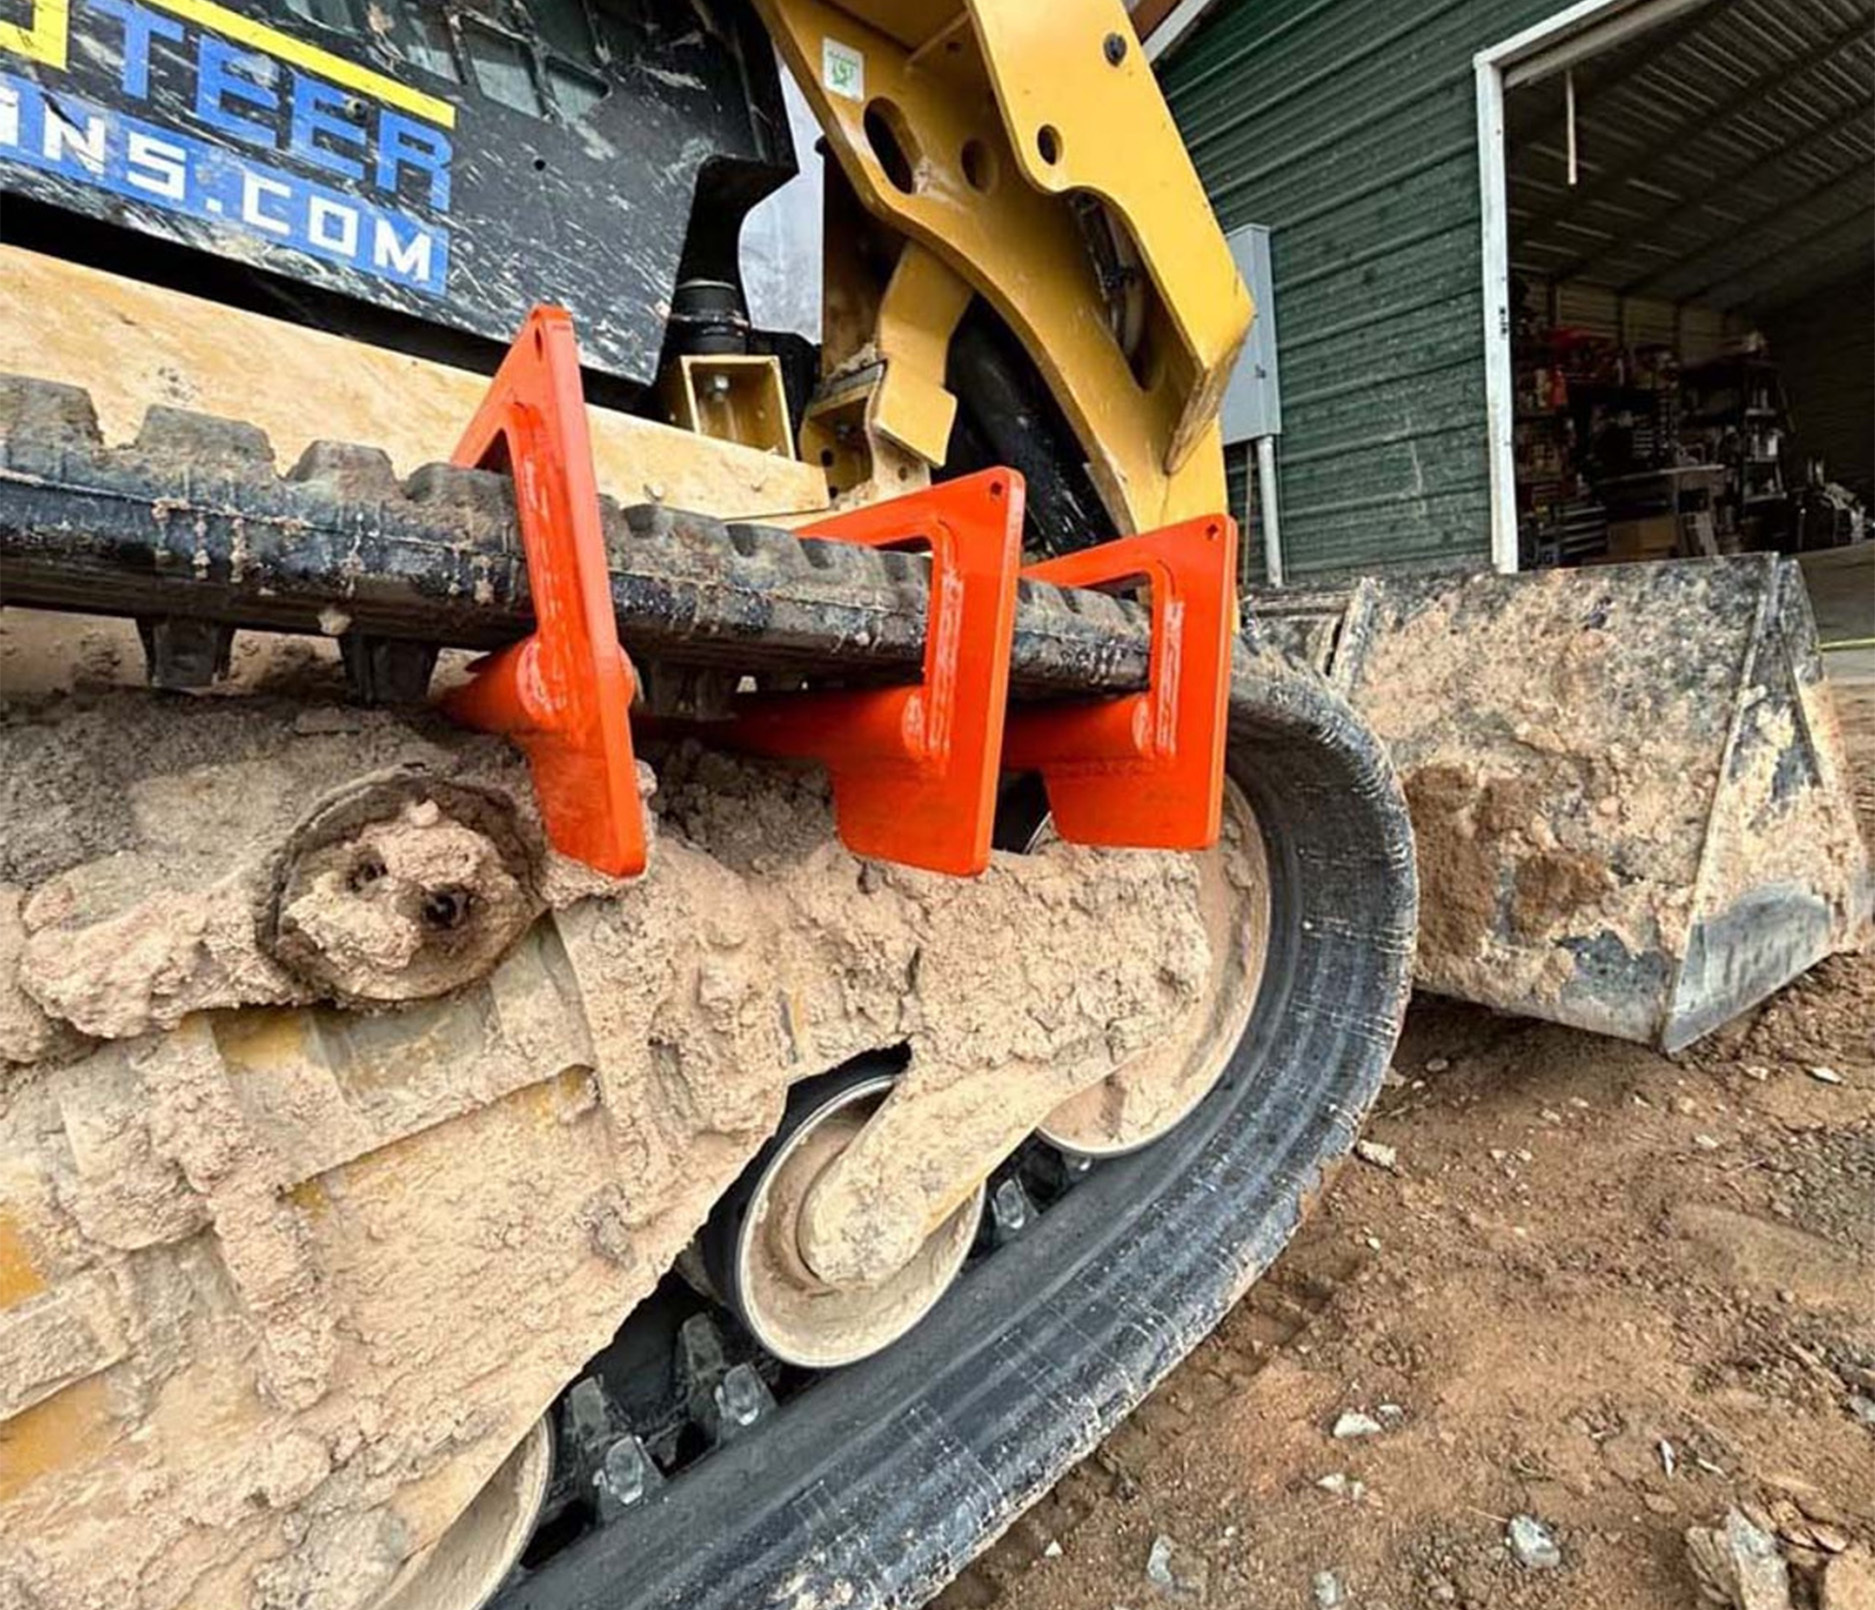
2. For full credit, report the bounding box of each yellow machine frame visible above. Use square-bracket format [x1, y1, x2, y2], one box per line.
[757, 0, 1254, 535]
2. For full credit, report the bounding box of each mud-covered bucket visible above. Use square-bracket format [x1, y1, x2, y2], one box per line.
[1256, 555, 1872, 1049]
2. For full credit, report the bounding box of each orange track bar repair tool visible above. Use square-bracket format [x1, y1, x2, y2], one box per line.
[728, 469, 1025, 876]
[1003, 515, 1239, 850]
[442, 306, 646, 876]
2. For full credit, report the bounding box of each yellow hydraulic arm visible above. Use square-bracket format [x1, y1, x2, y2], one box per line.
[756, 0, 1253, 535]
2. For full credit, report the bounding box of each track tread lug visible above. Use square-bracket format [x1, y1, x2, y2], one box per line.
[288, 441, 400, 499]
[0, 375, 104, 450]
[401, 462, 517, 527]
[1075, 589, 1132, 628]
[134, 405, 275, 473]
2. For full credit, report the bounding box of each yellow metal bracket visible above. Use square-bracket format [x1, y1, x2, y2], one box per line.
[962, 0, 1248, 472]
[871, 241, 974, 464]
[756, 0, 1250, 534]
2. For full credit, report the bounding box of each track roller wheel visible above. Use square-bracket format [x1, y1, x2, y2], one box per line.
[374, 1415, 553, 1610]
[703, 1059, 986, 1369]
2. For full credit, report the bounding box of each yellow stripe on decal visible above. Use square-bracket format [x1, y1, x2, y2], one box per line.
[143, 0, 457, 128]
[0, 0, 71, 71]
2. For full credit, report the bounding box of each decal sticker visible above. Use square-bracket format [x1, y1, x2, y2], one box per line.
[0, 0, 455, 295]
[821, 38, 863, 101]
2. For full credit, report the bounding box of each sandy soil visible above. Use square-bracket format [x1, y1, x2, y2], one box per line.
[944, 672, 1875, 1610]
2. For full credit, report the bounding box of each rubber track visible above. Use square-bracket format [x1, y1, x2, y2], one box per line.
[500, 650, 1419, 1610]
[0, 373, 1419, 1610]
[0, 376, 1151, 698]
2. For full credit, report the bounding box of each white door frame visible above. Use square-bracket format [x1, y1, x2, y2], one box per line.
[1473, 0, 1714, 572]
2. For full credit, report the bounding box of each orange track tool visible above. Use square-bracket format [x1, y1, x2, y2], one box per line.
[1003, 516, 1239, 851]
[441, 307, 646, 876]
[729, 470, 1025, 876]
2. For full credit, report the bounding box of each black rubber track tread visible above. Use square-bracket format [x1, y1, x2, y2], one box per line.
[0, 378, 1149, 698]
[497, 646, 1417, 1610]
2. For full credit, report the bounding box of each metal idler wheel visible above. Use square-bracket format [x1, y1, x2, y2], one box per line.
[707, 1062, 985, 1370]
[373, 1415, 553, 1610]
[1004, 779, 1272, 1159]
[266, 778, 543, 1005]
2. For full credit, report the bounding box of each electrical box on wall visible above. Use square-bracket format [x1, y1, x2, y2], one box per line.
[1221, 224, 1282, 444]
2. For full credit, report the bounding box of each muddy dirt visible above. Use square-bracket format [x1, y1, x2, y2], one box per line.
[0, 624, 1221, 1610]
[944, 670, 1875, 1610]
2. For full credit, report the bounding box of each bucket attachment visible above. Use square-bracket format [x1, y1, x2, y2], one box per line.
[1255, 555, 1872, 1050]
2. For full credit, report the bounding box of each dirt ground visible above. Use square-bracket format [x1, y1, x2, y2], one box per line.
[942, 673, 1875, 1610]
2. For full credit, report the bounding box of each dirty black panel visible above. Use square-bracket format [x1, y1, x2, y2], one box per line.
[0, 0, 794, 387]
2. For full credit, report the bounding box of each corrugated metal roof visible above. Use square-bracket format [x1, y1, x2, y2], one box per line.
[1507, 0, 1875, 314]
[1160, 0, 1873, 579]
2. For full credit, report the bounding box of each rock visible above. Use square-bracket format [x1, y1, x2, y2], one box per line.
[1508, 1514, 1562, 1571]
[1376, 1403, 1406, 1425]
[1771, 1495, 1823, 1549]
[291, 705, 366, 736]
[1764, 1474, 1849, 1529]
[1425, 1056, 1450, 1073]
[1849, 1395, 1875, 1428]
[1808, 1066, 1844, 1085]
[1695, 1133, 1723, 1151]
[1043, 1539, 1063, 1559]
[1331, 1411, 1384, 1439]
[1316, 1473, 1366, 1502]
[1355, 1138, 1400, 1172]
[1145, 1534, 1209, 1602]
[1820, 1548, 1875, 1610]
[1312, 1570, 1345, 1608]
[1686, 1509, 1792, 1610]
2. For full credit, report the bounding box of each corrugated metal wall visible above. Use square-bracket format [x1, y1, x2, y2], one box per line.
[1162, 0, 1563, 579]
[1548, 283, 1751, 365]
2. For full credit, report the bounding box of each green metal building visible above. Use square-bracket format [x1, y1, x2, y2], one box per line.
[1155, 0, 1875, 582]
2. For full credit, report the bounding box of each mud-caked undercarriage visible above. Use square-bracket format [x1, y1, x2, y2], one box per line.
[0, 0, 1426, 1601]
[0, 385, 1417, 1610]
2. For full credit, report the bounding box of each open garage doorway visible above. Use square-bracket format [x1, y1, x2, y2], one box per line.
[1477, 0, 1873, 579]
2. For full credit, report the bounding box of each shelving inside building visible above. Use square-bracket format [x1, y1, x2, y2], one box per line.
[1503, 0, 1871, 570]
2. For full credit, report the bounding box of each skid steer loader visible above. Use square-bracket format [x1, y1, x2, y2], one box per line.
[0, 3, 1416, 1608]
[2, 2, 1865, 1607]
